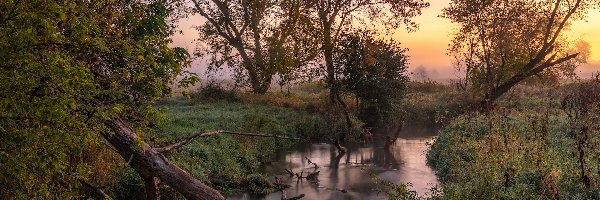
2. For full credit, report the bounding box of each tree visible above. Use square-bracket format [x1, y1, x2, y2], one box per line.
[192, 0, 319, 93]
[337, 31, 410, 126]
[444, 0, 593, 110]
[0, 0, 223, 199]
[309, 0, 428, 103]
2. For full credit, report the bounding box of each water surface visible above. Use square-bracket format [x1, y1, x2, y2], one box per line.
[229, 126, 439, 200]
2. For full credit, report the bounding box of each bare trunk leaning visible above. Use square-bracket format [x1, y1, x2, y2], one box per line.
[102, 117, 225, 200]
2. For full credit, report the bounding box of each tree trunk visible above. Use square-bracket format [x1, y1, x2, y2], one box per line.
[102, 117, 225, 200]
[477, 53, 579, 111]
[322, 19, 336, 103]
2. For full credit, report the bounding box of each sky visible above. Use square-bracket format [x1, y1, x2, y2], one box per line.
[172, 1, 600, 81]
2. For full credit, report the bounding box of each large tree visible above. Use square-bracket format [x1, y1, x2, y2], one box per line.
[192, 0, 319, 93]
[310, 0, 428, 103]
[336, 31, 410, 126]
[444, 0, 593, 110]
[0, 0, 223, 199]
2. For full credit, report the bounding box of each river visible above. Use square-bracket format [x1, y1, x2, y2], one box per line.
[228, 126, 439, 200]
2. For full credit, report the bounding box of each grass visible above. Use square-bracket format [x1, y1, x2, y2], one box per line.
[427, 80, 600, 199]
[157, 98, 330, 192]
[402, 80, 474, 126]
[108, 83, 354, 198]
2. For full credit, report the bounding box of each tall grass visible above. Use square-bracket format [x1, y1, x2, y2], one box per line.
[427, 79, 600, 199]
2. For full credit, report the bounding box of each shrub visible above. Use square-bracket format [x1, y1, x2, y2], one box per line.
[192, 82, 238, 102]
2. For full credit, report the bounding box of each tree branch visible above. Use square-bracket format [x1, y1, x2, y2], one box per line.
[221, 131, 301, 140]
[154, 130, 301, 153]
[153, 130, 223, 153]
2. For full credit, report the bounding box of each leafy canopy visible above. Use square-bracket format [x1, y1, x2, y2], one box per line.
[444, 0, 594, 103]
[336, 31, 410, 125]
[0, 0, 194, 198]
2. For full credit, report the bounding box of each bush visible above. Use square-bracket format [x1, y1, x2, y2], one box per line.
[191, 82, 238, 102]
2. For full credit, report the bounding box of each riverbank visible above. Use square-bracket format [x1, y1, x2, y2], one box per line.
[107, 81, 451, 199]
[108, 84, 358, 198]
[427, 80, 600, 199]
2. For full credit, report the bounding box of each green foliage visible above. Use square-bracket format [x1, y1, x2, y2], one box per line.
[245, 174, 275, 194]
[193, 0, 319, 93]
[0, 0, 194, 198]
[444, 0, 591, 103]
[365, 169, 421, 200]
[336, 31, 410, 125]
[109, 168, 183, 199]
[427, 82, 600, 199]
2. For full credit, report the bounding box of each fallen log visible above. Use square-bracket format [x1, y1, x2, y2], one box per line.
[103, 117, 225, 200]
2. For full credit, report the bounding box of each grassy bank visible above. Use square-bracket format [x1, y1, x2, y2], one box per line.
[427, 80, 600, 199]
[108, 85, 353, 198]
[402, 80, 473, 126]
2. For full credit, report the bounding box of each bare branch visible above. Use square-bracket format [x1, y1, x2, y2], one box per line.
[154, 130, 223, 153]
[154, 130, 301, 153]
[221, 131, 301, 140]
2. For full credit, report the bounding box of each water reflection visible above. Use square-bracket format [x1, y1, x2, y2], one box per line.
[229, 127, 439, 200]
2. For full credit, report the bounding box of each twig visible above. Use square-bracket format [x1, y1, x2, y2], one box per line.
[126, 154, 134, 165]
[285, 168, 295, 176]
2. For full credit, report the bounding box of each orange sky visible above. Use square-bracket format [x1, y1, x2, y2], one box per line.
[173, 1, 600, 80]
[391, 0, 600, 79]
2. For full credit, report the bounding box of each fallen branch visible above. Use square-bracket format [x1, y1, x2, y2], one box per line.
[104, 117, 225, 199]
[221, 131, 301, 140]
[305, 157, 318, 169]
[154, 130, 223, 153]
[154, 130, 301, 153]
[285, 168, 295, 176]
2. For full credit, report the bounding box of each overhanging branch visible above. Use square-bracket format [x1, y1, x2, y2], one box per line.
[153, 130, 301, 153]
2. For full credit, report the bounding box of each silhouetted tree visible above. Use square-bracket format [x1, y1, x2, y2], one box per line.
[310, 0, 428, 103]
[444, 0, 592, 110]
[192, 0, 319, 93]
[337, 31, 410, 125]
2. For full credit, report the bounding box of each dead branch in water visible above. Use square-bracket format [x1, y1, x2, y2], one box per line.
[285, 168, 295, 176]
